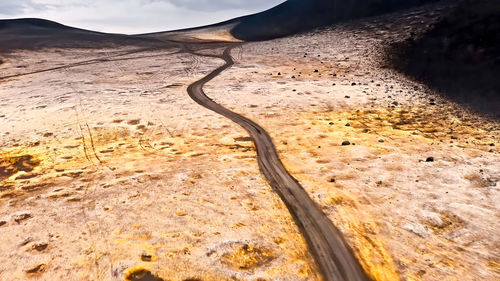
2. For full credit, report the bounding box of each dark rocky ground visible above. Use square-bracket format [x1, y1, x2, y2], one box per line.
[230, 0, 441, 41]
[387, 0, 500, 117]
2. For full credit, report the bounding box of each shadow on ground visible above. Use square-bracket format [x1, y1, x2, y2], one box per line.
[387, 0, 500, 118]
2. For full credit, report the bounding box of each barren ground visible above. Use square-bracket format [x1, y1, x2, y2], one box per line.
[0, 4, 499, 281]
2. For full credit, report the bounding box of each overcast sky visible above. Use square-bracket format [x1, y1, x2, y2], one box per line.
[0, 0, 285, 34]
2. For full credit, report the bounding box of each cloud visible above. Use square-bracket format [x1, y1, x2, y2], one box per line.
[0, 0, 49, 15]
[0, 0, 284, 33]
[163, 0, 282, 12]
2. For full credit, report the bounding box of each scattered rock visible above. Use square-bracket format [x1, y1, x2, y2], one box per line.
[127, 119, 141, 125]
[20, 237, 34, 246]
[314, 69, 319, 73]
[26, 264, 46, 274]
[329, 178, 336, 183]
[342, 141, 351, 146]
[345, 95, 350, 98]
[125, 269, 164, 281]
[141, 253, 153, 262]
[378, 139, 385, 143]
[0, 220, 6, 227]
[351, 82, 357, 86]
[345, 123, 351, 127]
[14, 213, 32, 224]
[426, 157, 435, 162]
[32, 242, 49, 252]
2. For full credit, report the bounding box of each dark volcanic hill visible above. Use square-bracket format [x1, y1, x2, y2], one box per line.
[0, 18, 165, 52]
[388, 0, 500, 117]
[230, 0, 442, 41]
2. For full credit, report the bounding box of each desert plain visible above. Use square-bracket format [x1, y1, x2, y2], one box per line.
[0, 3, 499, 281]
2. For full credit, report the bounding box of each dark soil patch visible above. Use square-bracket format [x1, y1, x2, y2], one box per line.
[0, 155, 40, 181]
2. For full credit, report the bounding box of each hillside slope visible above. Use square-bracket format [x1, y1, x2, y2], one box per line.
[388, 0, 500, 117]
[0, 18, 166, 52]
[230, 0, 442, 41]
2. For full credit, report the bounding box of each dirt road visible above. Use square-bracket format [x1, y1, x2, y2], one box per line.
[184, 44, 372, 281]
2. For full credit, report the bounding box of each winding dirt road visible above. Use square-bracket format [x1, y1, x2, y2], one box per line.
[184, 43, 372, 281]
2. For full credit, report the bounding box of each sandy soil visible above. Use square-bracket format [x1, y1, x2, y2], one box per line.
[0, 46, 318, 280]
[0, 3, 499, 281]
[204, 5, 499, 281]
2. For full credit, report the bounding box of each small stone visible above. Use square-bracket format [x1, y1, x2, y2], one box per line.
[328, 122, 334, 125]
[342, 141, 351, 146]
[378, 139, 385, 143]
[32, 243, 49, 252]
[426, 157, 434, 162]
[329, 178, 336, 183]
[362, 129, 369, 133]
[0, 221, 6, 227]
[277, 72, 281, 75]
[314, 69, 319, 73]
[26, 264, 46, 274]
[345, 123, 351, 127]
[351, 82, 356, 86]
[345, 95, 350, 99]
[14, 213, 32, 224]
[141, 254, 153, 262]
